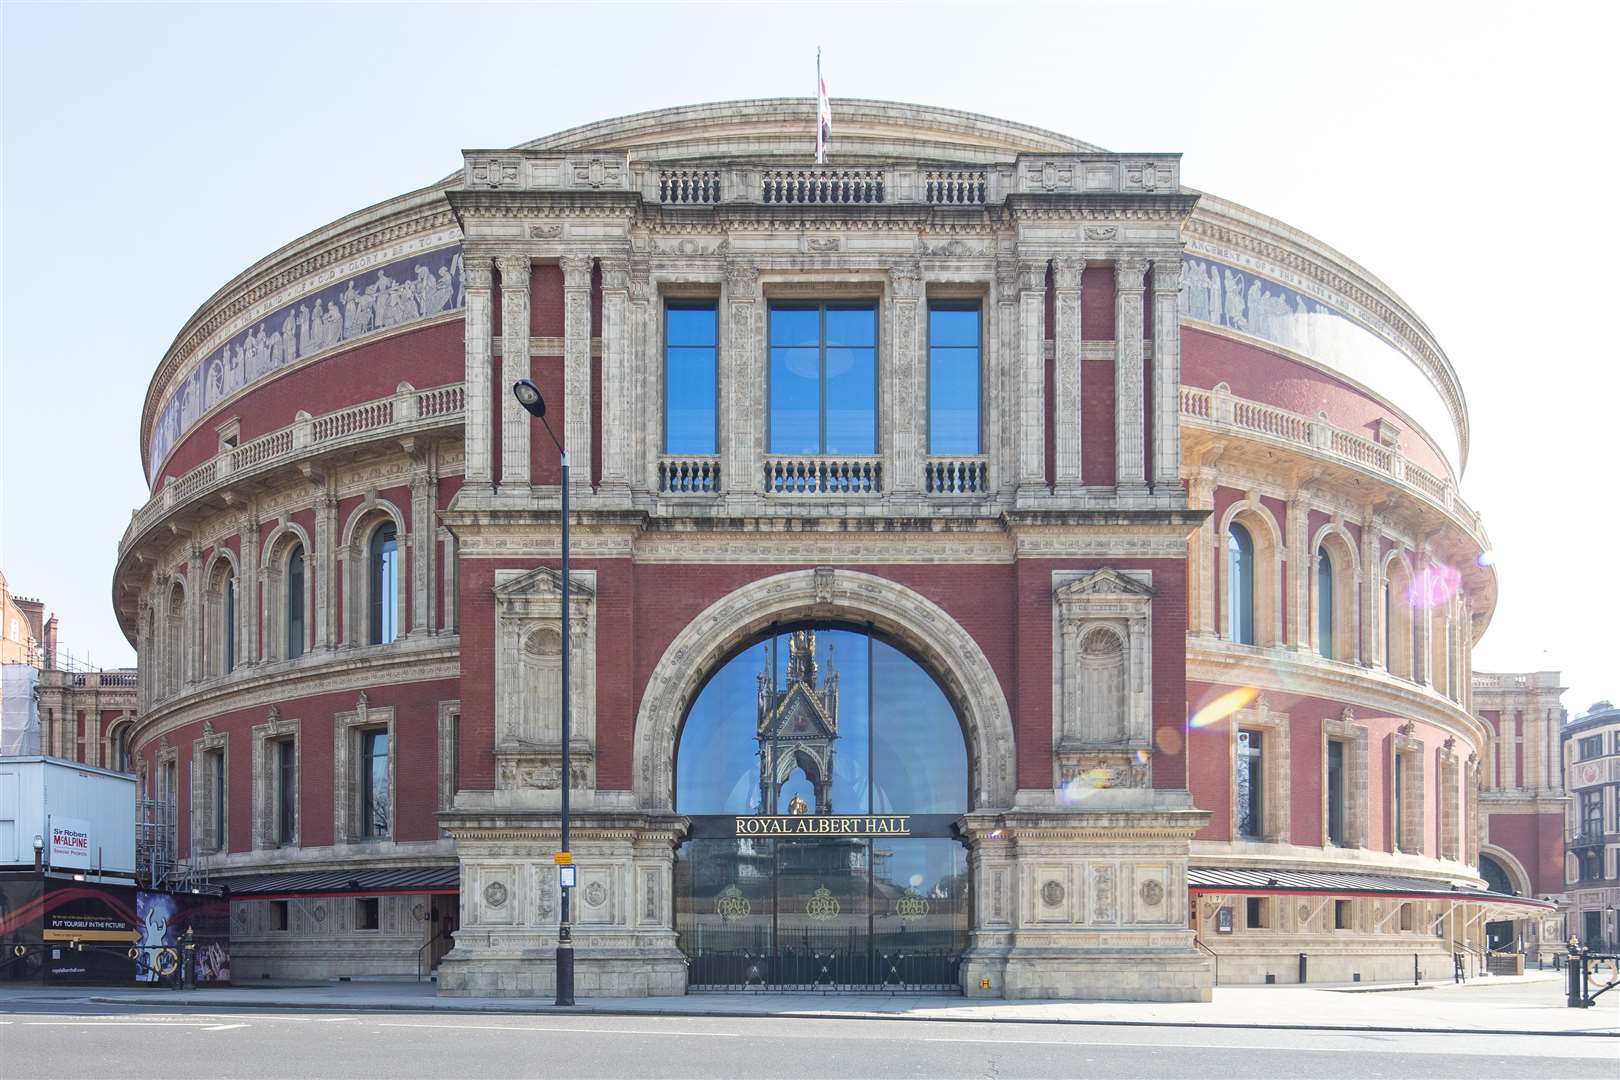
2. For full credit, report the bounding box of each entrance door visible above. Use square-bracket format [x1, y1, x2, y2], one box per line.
[775, 839, 870, 987]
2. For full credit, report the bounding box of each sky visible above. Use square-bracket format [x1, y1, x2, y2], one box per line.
[2, 1, 1614, 717]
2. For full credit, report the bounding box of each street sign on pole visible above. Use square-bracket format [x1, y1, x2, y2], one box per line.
[559, 865, 577, 890]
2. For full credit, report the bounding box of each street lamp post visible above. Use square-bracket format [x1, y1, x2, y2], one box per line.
[512, 378, 575, 1007]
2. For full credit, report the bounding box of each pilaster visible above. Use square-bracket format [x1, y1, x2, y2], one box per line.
[1360, 507, 1380, 667]
[561, 254, 594, 496]
[1051, 257, 1083, 496]
[1189, 472, 1217, 637]
[1150, 258, 1182, 492]
[186, 543, 204, 686]
[627, 259, 654, 495]
[239, 506, 260, 667]
[462, 257, 495, 491]
[1114, 258, 1149, 493]
[1286, 495, 1310, 651]
[598, 255, 632, 504]
[314, 485, 338, 651]
[994, 262, 1021, 499]
[1015, 258, 1047, 503]
[496, 255, 532, 493]
[722, 261, 762, 512]
[409, 449, 437, 638]
[889, 260, 923, 497]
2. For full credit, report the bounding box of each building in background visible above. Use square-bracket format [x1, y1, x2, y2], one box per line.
[1472, 670, 1567, 957]
[109, 100, 1552, 997]
[0, 572, 138, 769]
[1564, 701, 1620, 950]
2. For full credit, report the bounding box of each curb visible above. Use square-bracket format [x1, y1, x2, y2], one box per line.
[80, 996, 1620, 1039]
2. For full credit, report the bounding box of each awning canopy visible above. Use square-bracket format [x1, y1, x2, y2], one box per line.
[1188, 866, 1553, 910]
[216, 865, 458, 899]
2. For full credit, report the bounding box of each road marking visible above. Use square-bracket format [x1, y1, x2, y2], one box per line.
[24, 1021, 214, 1027]
[372, 1022, 742, 1038]
[202, 1023, 248, 1031]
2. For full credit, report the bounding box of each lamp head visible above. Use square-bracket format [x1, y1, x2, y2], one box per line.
[32, 835, 43, 852]
[513, 380, 545, 418]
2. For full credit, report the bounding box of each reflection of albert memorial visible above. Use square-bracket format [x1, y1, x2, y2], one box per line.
[115, 99, 1555, 1001]
[757, 630, 840, 816]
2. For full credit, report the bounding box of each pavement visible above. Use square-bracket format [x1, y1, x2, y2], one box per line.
[3, 968, 1614, 1038]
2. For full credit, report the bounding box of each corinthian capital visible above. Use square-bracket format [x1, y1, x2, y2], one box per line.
[889, 260, 923, 301]
[724, 261, 760, 299]
[462, 257, 495, 290]
[559, 253, 593, 287]
[495, 255, 531, 290]
[1114, 256, 1149, 292]
[1151, 257, 1183, 292]
[1053, 257, 1084, 291]
[1017, 259, 1047, 293]
[599, 257, 631, 292]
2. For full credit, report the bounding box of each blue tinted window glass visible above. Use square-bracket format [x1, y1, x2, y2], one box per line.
[664, 306, 717, 454]
[769, 347, 821, 454]
[929, 306, 979, 347]
[666, 305, 716, 347]
[825, 306, 876, 347]
[824, 346, 877, 454]
[665, 346, 717, 454]
[770, 307, 820, 346]
[1227, 523, 1255, 645]
[871, 638, 966, 814]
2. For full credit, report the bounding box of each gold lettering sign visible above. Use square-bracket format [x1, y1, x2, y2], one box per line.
[734, 815, 912, 837]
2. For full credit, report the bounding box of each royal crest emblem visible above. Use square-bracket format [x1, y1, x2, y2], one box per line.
[895, 888, 929, 923]
[805, 885, 841, 922]
[717, 885, 751, 922]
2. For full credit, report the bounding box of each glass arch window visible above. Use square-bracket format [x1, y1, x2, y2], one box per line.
[368, 524, 399, 645]
[222, 569, 237, 674]
[286, 544, 305, 659]
[1317, 546, 1334, 659]
[1226, 522, 1256, 645]
[676, 625, 968, 816]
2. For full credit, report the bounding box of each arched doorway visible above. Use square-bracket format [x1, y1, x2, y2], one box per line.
[1479, 853, 1519, 951]
[673, 623, 970, 990]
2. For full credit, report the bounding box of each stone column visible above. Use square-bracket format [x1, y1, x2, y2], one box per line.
[1151, 258, 1183, 492]
[561, 254, 594, 496]
[1412, 558, 1431, 685]
[496, 255, 532, 494]
[1114, 257, 1149, 493]
[1360, 507, 1380, 666]
[993, 262, 1020, 499]
[627, 259, 655, 494]
[409, 451, 437, 638]
[1189, 472, 1217, 637]
[1286, 496, 1310, 651]
[462, 257, 495, 491]
[239, 507, 260, 667]
[315, 485, 338, 650]
[722, 262, 761, 509]
[1052, 257, 1083, 496]
[889, 260, 923, 496]
[598, 256, 632, 503]
[1015, 259, 1047, 502]
[439, 526, 458, 634]
[186, 543, 203, 686]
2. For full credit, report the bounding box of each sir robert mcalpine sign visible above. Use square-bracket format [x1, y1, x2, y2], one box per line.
[734, 815, 911, 837]
[49, 815, 93, 869]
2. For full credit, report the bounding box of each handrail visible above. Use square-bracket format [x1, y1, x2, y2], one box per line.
[1181, 383, 1487, 547]
[122, 381, 465, 557]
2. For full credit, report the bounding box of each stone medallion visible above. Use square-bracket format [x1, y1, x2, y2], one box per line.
[584, 881, 608, 908]
[483, 881, 508, 908]
[1040, 880, 1065, 907]
[1139, 880, 1164, 906]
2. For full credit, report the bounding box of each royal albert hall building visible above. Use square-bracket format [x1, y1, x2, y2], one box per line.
[111, 100, 1551, 1000]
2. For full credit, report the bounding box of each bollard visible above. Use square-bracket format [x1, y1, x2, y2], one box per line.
[1298, 952, 1308, 984]
[1413, 952, 1420, 986]
[1567, 949, 1583, 1008]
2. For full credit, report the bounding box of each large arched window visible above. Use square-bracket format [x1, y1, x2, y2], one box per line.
[286, 544, 306, 659]
[368, 524, 399, 645]
[165, 584, 186, 694]
[1384, 556, 1414, 678]
[1226, 523, 1256, 645]
[206, 558, 237, 677]
[1317, 546, 1334, 659]
[673, 624, 970, 990]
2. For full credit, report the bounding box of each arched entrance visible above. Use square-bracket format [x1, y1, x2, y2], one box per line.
[1479, 851, 1523, 951]
[673, 622, 972, 990]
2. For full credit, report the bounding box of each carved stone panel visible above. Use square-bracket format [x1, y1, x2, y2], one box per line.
[493, 567, 598, 795]
[1052, 569, 1155, 787]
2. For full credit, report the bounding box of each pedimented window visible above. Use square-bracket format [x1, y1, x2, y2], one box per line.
[1052, 568, 1154, 789]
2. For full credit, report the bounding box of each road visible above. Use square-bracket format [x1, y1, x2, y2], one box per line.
[0, 999, 1614, 1079]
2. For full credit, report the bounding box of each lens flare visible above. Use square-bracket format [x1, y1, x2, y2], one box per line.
[1154, 726, 1185, 756]
[1188, 686, 1260, 730]
[1476, 550, 1495, 568]
[909, 873, 924, 888]
[1408, 564, 1461, 609]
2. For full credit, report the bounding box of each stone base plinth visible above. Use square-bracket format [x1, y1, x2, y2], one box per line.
[437, 947, 687, 998]
[961, 938, 1213, 1001]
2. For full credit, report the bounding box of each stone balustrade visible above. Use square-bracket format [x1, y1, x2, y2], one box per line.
[122, 382, 465, 556]
[763, 455, 882, 495]
[657, 455, 721, 494]
[1180, 383, 1489, 548]
[923, 456, 991, 495]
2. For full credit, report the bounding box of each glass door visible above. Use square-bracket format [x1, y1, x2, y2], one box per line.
[774, 839, 870, 988]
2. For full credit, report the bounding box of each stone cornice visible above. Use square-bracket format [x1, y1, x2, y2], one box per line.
[128, 636, 461, 752]
[1190, 840, 1486, 887]
[1187, 639, 1491, 750]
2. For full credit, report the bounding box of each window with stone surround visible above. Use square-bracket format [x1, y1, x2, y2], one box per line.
[767, 303, 877, 455]
[1313, 528, 1358, 663]
[252, 708, 299, 850]
[1383, 555, 1414, 679]
[1389, 729, 1425, 855]
[261, 528, 311, 663]
[204, 554, 238, 678]
[664, 302, 718, 455]
[927, 302, 981, 455]
[355, 897, 380, 931]
[1227, 523, 1255, 644]
[1219, 502, 1283, 649]
[1246, 896, 1270, 929]
[1229, 697, 1289, 844]
[367, 523, 399, 646]
[1322, 711, 1369, 849]
[191, 725, 228, 855]
[334, 695, 395, 844]
[1437, 745, 1461, 862]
